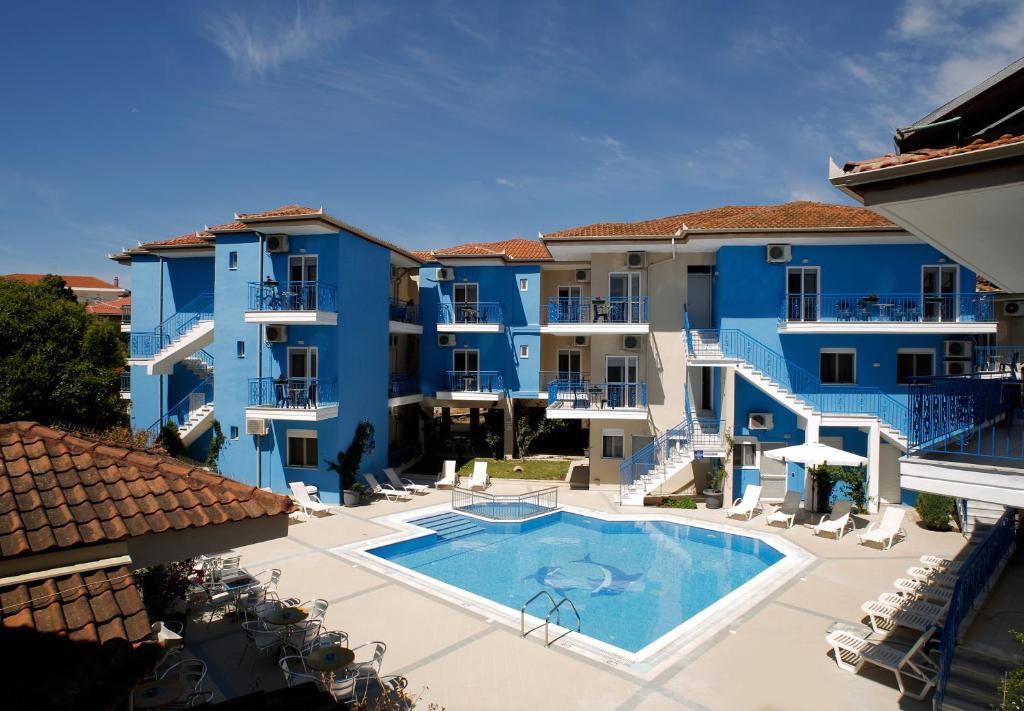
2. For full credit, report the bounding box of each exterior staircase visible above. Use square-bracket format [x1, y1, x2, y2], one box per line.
[961, 499, 1007, 536]
[147, 376, 215, 447]
[129, 293, 215, 376]
[181, 350, 214, 379]
[942, 645, 1014, 710]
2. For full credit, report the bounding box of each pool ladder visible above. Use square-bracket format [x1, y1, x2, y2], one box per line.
[520, 590, 581, 647]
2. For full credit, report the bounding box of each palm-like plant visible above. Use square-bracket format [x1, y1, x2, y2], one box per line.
[325, 421, 375, 492]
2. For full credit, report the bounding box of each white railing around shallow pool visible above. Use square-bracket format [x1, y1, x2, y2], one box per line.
[451, 486, 559, 520]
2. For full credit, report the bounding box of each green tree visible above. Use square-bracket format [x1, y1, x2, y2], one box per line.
[0, 279, 126, 429]
[205, 420, 226, 471]
[514, 415, 564, 459]
[325, 421, 375, 492]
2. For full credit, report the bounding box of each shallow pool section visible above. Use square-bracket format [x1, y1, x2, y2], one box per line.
[368, 510, 785, 654]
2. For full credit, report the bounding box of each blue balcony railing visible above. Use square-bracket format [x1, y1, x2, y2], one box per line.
[247, 377, 338, 409]
[130, 292, 214, 358]
[444, 370, 504, 393]
[145, 377, 213, 435]
[437, 302, 503, 325]
[388, 373, 420, 398]
[539, 370, 590, 390]
[547, 380, 647, 410]
[119, 371, 131, 393]
[780, 292, 994, 324]
[248, 281, 337, 312]
[547, 297, 648, 325]
[389, 298, 420, 324]
[120, 304, 131, 325]
[975, 345, 1024, 374]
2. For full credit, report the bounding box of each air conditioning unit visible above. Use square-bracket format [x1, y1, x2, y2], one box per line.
[748, 412, 773, 430]
[390, 265, 402, 279]
[246, 419, 268, 436]
[944, 360, 972, 376]
[627, 251, 647, 269]
[265, 234, 289, 253]
[622, 334, 642, 351]
[265, 325, 288, 343]
[436, 267, 454, 281]
[944, 340, 972, 359]
[575, 269, 591, 283]
[437, 333, 455, 347]
[572, 335, 590, 348]
[1004, 301, 1024, 317]
[766, 244, 791, 263]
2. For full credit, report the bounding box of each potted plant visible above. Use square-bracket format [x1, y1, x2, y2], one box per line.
[703, 462, 726, 509]
[326, 421, 375, 507]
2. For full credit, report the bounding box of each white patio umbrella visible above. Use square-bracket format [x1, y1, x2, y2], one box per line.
[762, 441, 866, 467]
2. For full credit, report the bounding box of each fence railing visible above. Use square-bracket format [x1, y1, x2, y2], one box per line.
[539, 370, 589, 391]
[975, 345, 1024, 374]
[388, 373, 420, 398]
[444, 370, 504, 393]
[933, 509, 1017, 709]
[247, 280, 337, 312]
[687, 327, 910, 435]
[145, 377, 213, 435]
[437, 302, 503, 325]
[546, 296, 648, 325]
[547, 380, 647, 410]
[780, 292, 994, 324]
[130, 292, 214, 358]
[186, 349, 215, 371]
[120, 370, 131, 393]
[387, 441, 422, 468]
[618, 418, 726, 501]
[452, 486, 559, 520]
[389, 298, 419, 324]
[247, 377, 338, 409]
[120, 304, 131, 325]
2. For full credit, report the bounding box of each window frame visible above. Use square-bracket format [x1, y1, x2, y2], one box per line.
[896, 348, 936, 385]
[236, 340, 246, 358]
[229, 425, 239, 440]
[519, 344, 530, 358]
[733, 436, 759, 468]
[601, 428, 625, 460]
[519, 278, 529, 292]
[819, 348, 857, 385]
[228, 251, 239, 271]
[286, 429, 319, 469]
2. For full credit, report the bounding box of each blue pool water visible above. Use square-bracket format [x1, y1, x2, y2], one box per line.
[368, 511, 785, 653]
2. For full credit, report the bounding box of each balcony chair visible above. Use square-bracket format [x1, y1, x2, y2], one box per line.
[857, 506, 907, 550]
[726, 484, 762, 520]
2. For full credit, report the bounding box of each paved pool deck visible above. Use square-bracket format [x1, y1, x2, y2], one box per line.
[188, 482, 973, 710]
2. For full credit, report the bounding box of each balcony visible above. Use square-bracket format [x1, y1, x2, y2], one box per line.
[389, 298, 423, 334]
[119, 370, 131, 400]
[546, 380, 647, 420]
[128, 293, 214, 375]
[245, 280, 338, 325]
[541, 297, 649, 334]
[436, 302, 504, 333]
[902, 375, 1024, 507]
[436, 370, 504, 401]
[778, 292, 996, 334]
[120, 304, 131, 333]
[245, 377, 339, 421]
[388, 372, 423, 406]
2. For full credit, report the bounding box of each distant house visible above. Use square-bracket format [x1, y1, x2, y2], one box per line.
[1, 272, 126, 305]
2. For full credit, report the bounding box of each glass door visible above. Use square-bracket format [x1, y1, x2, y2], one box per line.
[453, 283, 479, 323]
[922, 265, 958, 322]
[287, 347, 318, 407]
[786, 267, 819, 322]
[557, 285, 583, 322]
[609, 272, 642, 322]
[453, 348, 480, 391]
[289, 255, 318, 309]
[557, 349, 582, 381]
[606, 355, 638, 408]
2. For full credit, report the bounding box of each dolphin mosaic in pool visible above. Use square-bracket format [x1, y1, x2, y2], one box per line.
[527, 554, 643, 597]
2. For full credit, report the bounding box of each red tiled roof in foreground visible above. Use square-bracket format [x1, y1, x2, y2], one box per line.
[843, 132, 1024, 174]
[424, 238, 551, 261]
[543, 201, 897, 238]
[2, 274, 120, 290]
[0, 422, 294, 560]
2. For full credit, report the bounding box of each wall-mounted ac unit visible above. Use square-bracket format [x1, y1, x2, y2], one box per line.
[246, 419, 268, 436]
[627, 251, 647, 269]
[944, 340, 972, 359]
[748, 412, 773, 430]
[266, 234, 289, 253]
[944, 360, 972, 376]
[572, 335, 590, 348]
[436, 267, 454, 281]
[1004, 301, 1024, 317]
[575, 269, 591, 283]
[622, 334, 642, 351]
[390, 265, 402, 279]
[265, 325, 288, 343]
[437, 333, 455, 347]
[766, 244, 791, 263]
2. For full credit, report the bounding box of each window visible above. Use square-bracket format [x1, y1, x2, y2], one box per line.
[288, 347, 318, 379]
[820, 349, 856, 384]
[453, 283, 479, 304]
[228, 251, 238, 270]
[287, 430, 318, 468]
[557, 349, 582, 380]
[786, 267, 819, 322]
[922, 265, 959, 322]
[897, 349, 935, 384]
[602, 429, 624, 459]
[229, 425, 239, 440]
[236, 341, 246, 358]
[519, 278, 529, 291]
[289, 255, 319, 309]
[519, 344, 529, 358]
[734, 441, 757, 467]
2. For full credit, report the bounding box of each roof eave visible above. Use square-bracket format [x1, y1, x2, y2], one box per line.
[831, 140, 1024, 189]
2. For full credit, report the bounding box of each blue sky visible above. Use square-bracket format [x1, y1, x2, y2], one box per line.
[1, 1, 1022, 284]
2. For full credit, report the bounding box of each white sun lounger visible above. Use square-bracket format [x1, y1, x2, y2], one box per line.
[812, 499, 854, 541]
[363, 473, 412, 502]
[288, 482, 339, 518]
[384, 467, 428, 495]
[919, 555, 963, 574]
[726, 484, 762, 520]
[436, 460, 458, 489]
[861, 598, 943, 633]
[857, 506, 907, 550]
[907, 567, 958, 588]
[894, 578, 954, 605]
[826, 626, 939, 700]
[466, 460, 489, 491]
[765, 490, 801, 528]
[877, 592, 946, 619]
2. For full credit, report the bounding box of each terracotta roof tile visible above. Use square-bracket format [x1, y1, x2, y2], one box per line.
[1, 274, 120, 290]
[86, 295, 130, 317]
[139, 231, 210, 248]
[976, 275, 1003, 293]
[235, 204, 321, 219]
[424, 238, 552, 261]
[543, 201, 896, 238]
[843, 132, 1024, 174]
[0, 422, 294, 560]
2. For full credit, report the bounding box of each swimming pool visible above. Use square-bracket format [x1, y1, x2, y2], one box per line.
[365, 508, 790, 656]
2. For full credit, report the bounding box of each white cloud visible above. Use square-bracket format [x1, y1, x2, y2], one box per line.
[495, 177, 517, 187]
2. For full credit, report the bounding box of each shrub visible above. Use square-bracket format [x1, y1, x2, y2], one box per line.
[916, 492, 955, 531]
[813, 465, 867, 511]
[1000, 631, 1024, 710]
[135, 558, 196, 615]
[660, 496, 697, 509]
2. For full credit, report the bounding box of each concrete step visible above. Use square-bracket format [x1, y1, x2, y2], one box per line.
[945, 670, 1002, 708]
[950, 652, 1009, 690]
[941, 691, 999, 711]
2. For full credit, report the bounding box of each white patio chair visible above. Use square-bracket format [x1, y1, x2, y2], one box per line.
[765, 490, 801, 528]
[279, 655, 319, 687]
[857, 506, 907, 550]
[241, 619, 284, 662]
[907, 566, 958, 588]
[160, 659, 207, 695]
[861, 598, 944, 633]
[726, 484, 762, 520]
[826, 626, 939, 700]
[812, 499, 854, 541]
[164, 690, 213, 709]
[385, 467, 429, 495]
[364, 473, 412, 502]
[893, 578, 954, 605]
[218, 554, 243, 581]
[436, 460, 458, 489]
[919, 555, 963, 573]
[329, 668, 379, 705]
[467, 461, 490, 491]
[289, 481, 339, 517]
[307, 629, 350, 654]
[350, 640, 387, 676]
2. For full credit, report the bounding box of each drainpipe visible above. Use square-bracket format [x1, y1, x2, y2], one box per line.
[256, 232, 264, 488]
[159, 256, 165, 419]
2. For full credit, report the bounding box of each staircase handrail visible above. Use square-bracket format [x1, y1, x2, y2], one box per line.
[130, 293, 214, 358]
[144, 376, 214, 436]
[618, 416, 726, 500]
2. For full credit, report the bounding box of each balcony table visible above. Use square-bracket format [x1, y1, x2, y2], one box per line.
[133, 679, 185, 709]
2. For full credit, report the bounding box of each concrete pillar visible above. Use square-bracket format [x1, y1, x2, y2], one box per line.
[440, 407, 451, 441]
[503, 400, 515, 460]
[469, 408, 480, 439]
[866, 422, 880, 514]
[804, 415, 821, 444]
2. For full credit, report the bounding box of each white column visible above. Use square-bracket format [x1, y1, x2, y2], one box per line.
[866, 422, 880, 514]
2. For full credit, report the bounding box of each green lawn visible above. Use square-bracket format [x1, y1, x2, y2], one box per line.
[457, 458, 570, 480]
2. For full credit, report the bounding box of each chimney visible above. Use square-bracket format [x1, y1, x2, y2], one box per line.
[113, 276, 119, 287]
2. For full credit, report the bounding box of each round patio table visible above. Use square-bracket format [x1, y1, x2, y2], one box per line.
[133, 679, 185, 709]
[262, 606, 309, 626]
[305, 645, 355, 672]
